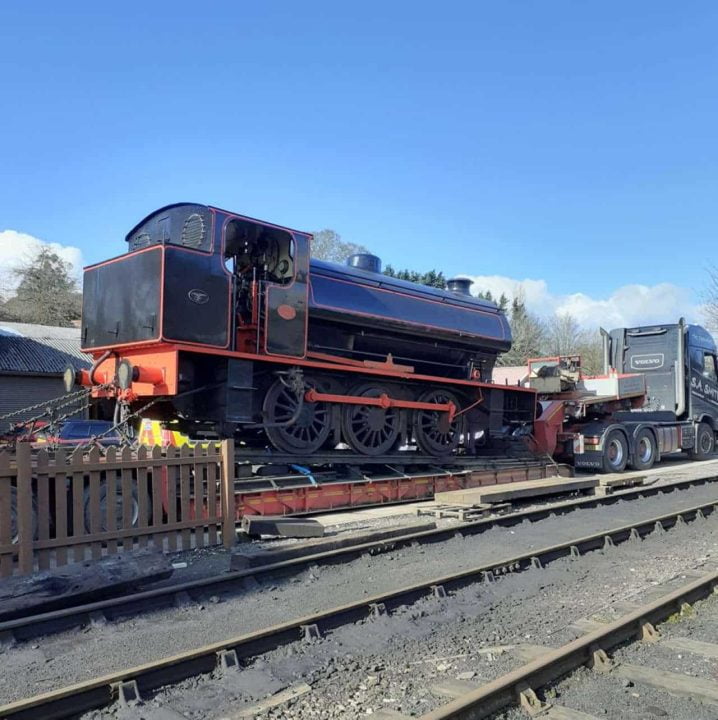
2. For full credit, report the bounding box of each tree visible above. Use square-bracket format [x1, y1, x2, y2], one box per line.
[704, 265, 718, 335]
[498, 290, 546, 366]
[311, 229, 370, 263]
[476, 289, 509, 311]
[1, 247, 81, 326]
[545, 312, 604, 375]
[384, 265, 447, 289]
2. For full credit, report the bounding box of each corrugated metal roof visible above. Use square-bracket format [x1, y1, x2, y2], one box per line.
[0, 329, 91, 375]
[0, 321, 82, 340]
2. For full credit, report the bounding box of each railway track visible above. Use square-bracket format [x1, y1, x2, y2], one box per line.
[419, 568, 718, 720]
[2, 472, 717, 644]
[1, 492, 718, 720]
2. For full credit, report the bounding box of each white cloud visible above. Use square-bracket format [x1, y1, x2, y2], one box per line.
[465, 274, 701, 329]
[0, 230, 83, 297]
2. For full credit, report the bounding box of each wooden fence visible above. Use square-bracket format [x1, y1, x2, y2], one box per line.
[0, 440, 236, 578]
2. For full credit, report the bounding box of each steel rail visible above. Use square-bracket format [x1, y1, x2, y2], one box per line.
[2, 472, 717, 642]
[1, 497, 717, 720]
[419, 569, 718, 720]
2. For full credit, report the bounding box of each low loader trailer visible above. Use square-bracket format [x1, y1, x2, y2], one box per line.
[532, 319, 718, 473]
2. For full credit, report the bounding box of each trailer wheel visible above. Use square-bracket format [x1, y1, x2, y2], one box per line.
[601, 430, 628, 473]
[689, 422, 715, 460]
[630, 429, 656, 471]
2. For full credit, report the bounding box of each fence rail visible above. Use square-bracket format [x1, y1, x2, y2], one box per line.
[0, 440, 235, 577]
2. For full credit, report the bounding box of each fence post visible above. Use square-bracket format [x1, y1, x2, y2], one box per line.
[220, 440, 236, 548]
[16, 442, 34, 575]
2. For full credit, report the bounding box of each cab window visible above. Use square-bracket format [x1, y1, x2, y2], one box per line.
[703, 353, 718, 382]
[223, 219, 295, 285]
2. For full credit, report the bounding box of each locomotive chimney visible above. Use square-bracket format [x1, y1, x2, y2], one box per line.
[347, 253, 382, 274]
[447, 277, 473, 296]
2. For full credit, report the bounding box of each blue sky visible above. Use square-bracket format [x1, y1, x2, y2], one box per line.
[1, 1, 717, 326]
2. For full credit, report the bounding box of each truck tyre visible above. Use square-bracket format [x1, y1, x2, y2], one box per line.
[689, 422, 715, 460]
[83, 480, 152, 533]
[8, 487, 38, 544]
[630, 429, 656, 471]
[601, 430, 628, 473]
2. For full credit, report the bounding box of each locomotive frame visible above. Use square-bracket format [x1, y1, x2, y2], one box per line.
[75, 203, 536, 458]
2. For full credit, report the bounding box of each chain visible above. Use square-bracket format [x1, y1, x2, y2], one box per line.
[83, 395, 161, 448]
[79, 382, 223, 450]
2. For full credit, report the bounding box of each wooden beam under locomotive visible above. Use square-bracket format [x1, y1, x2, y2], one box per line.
[73, 202, 536, 456]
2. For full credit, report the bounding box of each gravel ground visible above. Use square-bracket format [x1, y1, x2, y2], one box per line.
[79, 498, 718, 720]
[500, 578, 718, 720]
[2, 460, 718, 711]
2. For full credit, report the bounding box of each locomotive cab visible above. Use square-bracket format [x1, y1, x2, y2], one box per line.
[223, 217, 309, 358]
[82, 204, 310, 360]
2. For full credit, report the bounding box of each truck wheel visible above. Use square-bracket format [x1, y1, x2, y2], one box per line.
[601, 430, 628, 473]
[8, 487, 38, 544]
[83, 481, 151, 533]
[630, 429, 656, 471]
[689, 422, 715, 460]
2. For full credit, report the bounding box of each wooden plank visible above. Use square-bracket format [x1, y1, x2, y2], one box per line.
[104, 447, 118, 555]
[221, 440, 236, 548]
[598, 473, 646, 488]
[434, 476, 598, 506]
[229, 682, 311, 718]
[87, 446, 102, 560]
[150, 446, 164, 552]
[136, 446, 149, 550]
[53, 448, 68, 567]
[120, 446, 134, 552]
[36, 450, 50, 570]
[16, 442, 34, 574]
[570, 618, 606, 633]
[165, 447, 178, 552]
[206, 449, 219, 546]
[179, 445, 192, 550]
[662, 637, 718, 659]
[193, 447, 205, 549]
[511, 644, 552, 662]
[0, 453, 13, 577]
[71, 447, 86, 565]
[430, 679, 480, 698]
[616, 663, 718, 706]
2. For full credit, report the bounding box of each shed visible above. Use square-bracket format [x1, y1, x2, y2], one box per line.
[0, 322, 92, 434]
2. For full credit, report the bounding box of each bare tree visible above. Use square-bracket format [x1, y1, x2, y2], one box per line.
[545, 312, 603, 374]
[703, 265, 718, 335]
[498, 288, 546, 366]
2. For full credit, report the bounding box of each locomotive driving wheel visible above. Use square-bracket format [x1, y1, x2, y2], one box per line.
[263, 376, 331, 454]
[413, 388, 463, 455]
[341, 383, 401, 456]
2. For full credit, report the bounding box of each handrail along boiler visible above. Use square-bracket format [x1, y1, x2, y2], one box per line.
[72, 203, 536, 456]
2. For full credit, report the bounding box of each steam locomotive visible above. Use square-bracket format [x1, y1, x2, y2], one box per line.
[73, 203, 535, 456]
